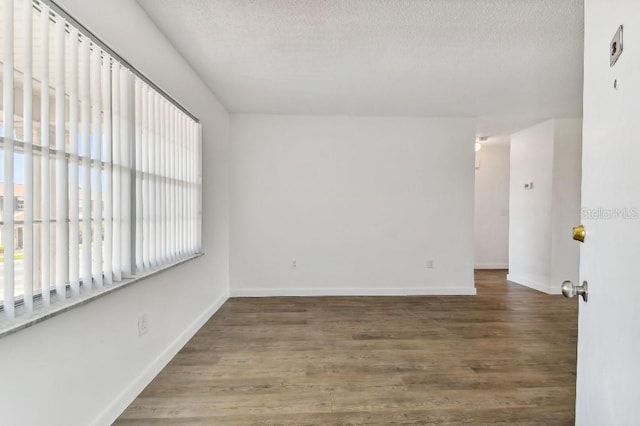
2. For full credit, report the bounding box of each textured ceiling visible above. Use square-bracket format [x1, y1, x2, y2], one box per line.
[136, 0, 583, 136]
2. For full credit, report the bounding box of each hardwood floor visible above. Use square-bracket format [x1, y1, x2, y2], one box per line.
[116, 270, 578, 425]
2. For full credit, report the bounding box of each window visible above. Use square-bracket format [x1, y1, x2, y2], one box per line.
[0, 0, 202, 323]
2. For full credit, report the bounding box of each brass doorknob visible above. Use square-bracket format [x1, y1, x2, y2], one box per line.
[573, 224, 586, 242]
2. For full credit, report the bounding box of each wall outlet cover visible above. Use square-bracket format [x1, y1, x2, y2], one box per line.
[138, 313, 149, 337]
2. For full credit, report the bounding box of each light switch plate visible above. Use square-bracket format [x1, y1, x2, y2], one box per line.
[610, 25, 623, 67]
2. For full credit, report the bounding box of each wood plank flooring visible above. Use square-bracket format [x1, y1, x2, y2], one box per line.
[116, 270, 578, 425]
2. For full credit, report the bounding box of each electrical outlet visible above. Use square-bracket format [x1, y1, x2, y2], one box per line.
[138, 313, 149, 337]
[427, 259, 434, 269]
[291, 259, 297, 270]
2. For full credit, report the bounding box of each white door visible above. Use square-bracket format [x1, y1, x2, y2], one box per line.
[576, 1, 640, 424]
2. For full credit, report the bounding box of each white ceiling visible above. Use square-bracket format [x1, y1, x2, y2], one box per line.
[136, 0, 584, 137]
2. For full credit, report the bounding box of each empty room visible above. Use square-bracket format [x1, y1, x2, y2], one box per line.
[1, 0, 639, 425]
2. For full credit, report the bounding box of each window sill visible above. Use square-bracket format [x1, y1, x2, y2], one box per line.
[0, 252, 204, 339]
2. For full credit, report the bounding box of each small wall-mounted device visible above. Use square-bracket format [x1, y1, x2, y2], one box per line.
[524, 182, 534, 190]
[138, 313, 149, 337]
[610, 25, 623, 67]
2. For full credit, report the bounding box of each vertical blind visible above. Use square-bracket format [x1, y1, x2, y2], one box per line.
[0, 0, 202, 321]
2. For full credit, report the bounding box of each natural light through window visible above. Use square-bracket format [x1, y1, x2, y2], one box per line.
[0, 0, 202, 324]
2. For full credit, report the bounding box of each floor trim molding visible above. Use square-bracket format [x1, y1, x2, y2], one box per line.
[94, 290, 229, 426]
[475, 263, 509, 270]
[507, 274, 561, 295]
[230, 287, 477, 297]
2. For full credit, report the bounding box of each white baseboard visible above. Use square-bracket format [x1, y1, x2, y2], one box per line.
[474, 263, 509, 270]
[94, 290, 229, 426]
[506, 274, 561, 295]
[230, 287, 477, 297]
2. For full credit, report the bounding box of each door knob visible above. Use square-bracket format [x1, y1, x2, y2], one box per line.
[561, 280, 588, 302]
[573, 224, 586, 242]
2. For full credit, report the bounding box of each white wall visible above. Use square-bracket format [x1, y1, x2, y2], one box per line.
[550, 119, 583, 287]
[230, 115, 477, 296]
[0, 1, 230, 425]
[507, 119, 581, 294]
[508, 121, 555, 289]
[474, 142, 510, 269]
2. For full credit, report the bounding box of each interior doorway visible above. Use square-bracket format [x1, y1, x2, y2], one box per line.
[473, 137, 511, 271]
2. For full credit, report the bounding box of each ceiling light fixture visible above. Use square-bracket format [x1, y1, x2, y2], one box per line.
[475, 136, 489, 152]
